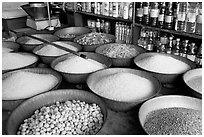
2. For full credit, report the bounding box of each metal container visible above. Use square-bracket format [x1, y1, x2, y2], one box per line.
[2, 68, 62, 111]
[6, 89, 107, 135]
[51, 52, 112, 84]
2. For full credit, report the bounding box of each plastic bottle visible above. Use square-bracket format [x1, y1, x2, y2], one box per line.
[158, 2, 166, 28]
[164, 2, 174, 30]
[175, 2, 188, 32]
[135, 2, 143, 24]
[142, 2, 150, 25]
[186, 2, 198, 33]
[195, 2, 202, 35]
[150, 2, 159, 27]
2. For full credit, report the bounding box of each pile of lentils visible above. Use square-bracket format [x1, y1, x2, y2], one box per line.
[144, 107, 202, 135]
[76, 32, 113, 45]
[17, 100, 104, 135]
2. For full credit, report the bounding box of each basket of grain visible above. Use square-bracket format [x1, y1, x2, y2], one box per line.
[2, 41, 20, 53]
[6, 89, 107, 135]
[51, 52, 112, 84]
[138, 95, 202, 135]
[2, 68, 62, 111]
[95, 43, 145, 67]
[74, 32, 116, 52]
[2, 52, 39, 73]
[182, 68, 202, 99]
[54, 27, 91, 41]
[33, 41, 82, 64]
[87, 68, 161, 112]
[134, 52, 196, 84]
[16, 34, 59, 52]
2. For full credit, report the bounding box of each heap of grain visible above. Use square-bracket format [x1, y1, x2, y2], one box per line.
[100, 44, 139, 58]
[186, 76, 202, 93]
[2, 47, 14, 53]
[93, 72, 155, 102]
[136, 54, 191, 74]
[35, 42, 78, 56]
[54, 56, 106, 74]
[2, 53, 38, 70]
[3, 71, 58, 100]
[144, 107, 202, 135]
[17, 100, 103, 135]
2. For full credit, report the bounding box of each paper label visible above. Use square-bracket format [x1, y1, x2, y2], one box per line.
[150, 9, 159, 18]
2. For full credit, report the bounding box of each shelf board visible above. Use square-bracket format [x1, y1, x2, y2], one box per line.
[134, 23, 202, 39]
[76, 11, 133, 23]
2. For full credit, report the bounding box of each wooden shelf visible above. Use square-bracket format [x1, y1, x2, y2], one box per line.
[134, 23, 202, 39]
[76, 11, 133, 23]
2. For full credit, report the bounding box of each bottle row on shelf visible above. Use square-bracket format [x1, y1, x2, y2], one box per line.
[135, 2, 202, 35]
[87, 19, 111, 34]
[76, 2, 133, 20]
[138, 28, 202, 67]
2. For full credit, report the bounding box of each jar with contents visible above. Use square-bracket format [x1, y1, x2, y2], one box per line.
[142, 2, 150, 25]
[186, 2, 198, 33]
[164, 2, 174, 30]
[158, 2, 166, 28]
[150, 2, 159, 27]
[175, 2, 188, 32]
[195, 2, 202, 35]
[135, 2, 143, 24]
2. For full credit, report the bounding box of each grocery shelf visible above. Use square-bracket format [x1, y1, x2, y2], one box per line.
[134, 23, 202, 40]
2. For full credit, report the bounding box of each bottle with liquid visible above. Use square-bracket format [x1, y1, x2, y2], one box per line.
[104, 21, 111, 34]
[128, 2, 133, 20]
[158, 2, 166, 28]
[135, 2, 143, 24]
[186, 2, 198, 33]
[172, 2, 178, 29]
[195, 44, 202, 67]
[150, 2, 159, 27]
[96, 19, 101, 32]
[146, 31, 154, 52]
[172, 38, 181, 56]
[142, 2, 150, 25]
[180, 40, 189, 58]
[195, 2, 202, 35]
[187, 42, 197, 62]
[91, 2, 95, 13]
[164, 2, 174, 30]
[138, 28, 147, 48]
[112, 2, 119, 18]
[166, 36, 173, 54]
[109, 2, 113, 17]
[100, 19, 105, 33]
[123, 2, 129, 19]
[175, 2, 188, 32]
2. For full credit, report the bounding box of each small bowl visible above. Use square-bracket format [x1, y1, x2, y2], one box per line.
[74, 33, 116, 52]
[182, 68, 202, 99]
[16, 34, 59, 52]
[33, 41, 82, 64]
[51, 52, 112, 84]
[6, 89, 107, 135]
[138, 95, 202, 135]
[2, 68, 62, 111]
[2, 52, 39, 74]
[95, 43, 145, 67]
[87, 68, 161, 111]
[2, 41, 20, 52]
[54, 27, 91, 41]
[134, 52, 196, 84]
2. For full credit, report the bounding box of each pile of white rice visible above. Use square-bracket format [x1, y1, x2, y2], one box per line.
[136, 54, 191, 74]
[2, 53, 38, 70]
[3, 71, 59, 100]
[35, 42, 78, 56]
[54, 56, 106, 74]
[93, 72, 155, 102]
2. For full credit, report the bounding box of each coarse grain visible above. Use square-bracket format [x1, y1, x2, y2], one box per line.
[93, 72, 155, 102]
[136, 54, 191, 74]
[3, 71, 58, 100]
[54, 55, 106, 74]
[17, 100, 104, 135]
[186, 76, 202, 93]
[144, 107, 202, 135]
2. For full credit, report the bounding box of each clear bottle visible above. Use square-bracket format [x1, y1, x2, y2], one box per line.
[142, 2, 150, 25]
[164, 2, 174, 30]
[195, 2, 202, 35]
[115, 22, 119, 41]
[146, 31, 154, 52]
[172, 38, 181, 56]
[158, 2, 166, 28]
[180, 40, 189, 58]
[123, 2, 129, 19]
[187, 42, 197, 62]
[150, 2, 159, 27]
[128, 2, 133, 20]
[195, 44, 202, 67]
[186, 2, 198, 33]
[166, 36, 173, 54]
[112, 2, 119, 18]
[96, 19, 101, 32]
[175, 2, 188, 32]
[135, 2, 143, 24]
